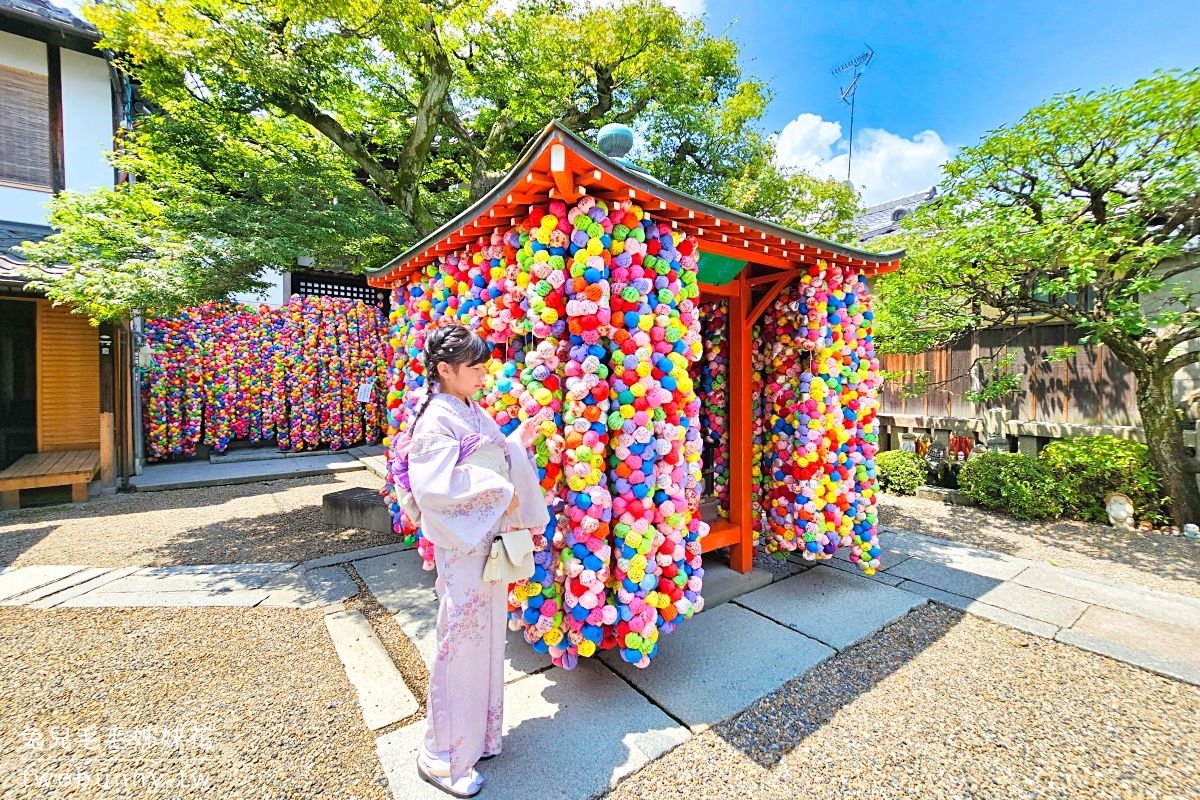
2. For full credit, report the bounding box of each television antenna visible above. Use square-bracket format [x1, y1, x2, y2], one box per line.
[831, 46, 875, 184]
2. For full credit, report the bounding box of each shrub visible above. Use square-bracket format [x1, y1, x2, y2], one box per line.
[1039, 436, 1164, 524]
[959, 452, 1064, 520]
[875, 450, 927, 495]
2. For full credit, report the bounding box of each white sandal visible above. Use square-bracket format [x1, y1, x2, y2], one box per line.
[417, 747, 483, 798]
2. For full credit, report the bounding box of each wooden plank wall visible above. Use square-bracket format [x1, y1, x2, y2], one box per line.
[880, 323, 1140, 426]
[36, 300, 101, 451]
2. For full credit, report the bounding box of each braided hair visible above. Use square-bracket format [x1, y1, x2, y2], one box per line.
[410, 324, 492, 429]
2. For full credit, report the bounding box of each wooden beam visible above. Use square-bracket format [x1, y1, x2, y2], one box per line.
[697, 281, 741, 298]
[549, 142, 579, 203]
[523, 172, 555, 188]
[47, 45, 65, 194]
[700, 520, 742, 552]
[726, 271, 754, 573]
[747, 270, 800, 287]
[747, 273, 795, 326]
[694, 239, 797, 270]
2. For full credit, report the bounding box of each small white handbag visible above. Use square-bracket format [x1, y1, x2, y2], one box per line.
[482, 515, 535, 584]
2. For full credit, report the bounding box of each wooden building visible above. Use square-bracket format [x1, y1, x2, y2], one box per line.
[0, 3, 134, 507]
[368, 121, 902, 573]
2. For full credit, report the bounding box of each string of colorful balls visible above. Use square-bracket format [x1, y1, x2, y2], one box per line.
[381, 196, 708, 670]
[698, 301, 730, 517]
[143, 297, 387, 459]
[756, 265, 883, 573]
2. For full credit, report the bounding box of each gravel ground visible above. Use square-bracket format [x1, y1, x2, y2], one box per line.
[0, 472, 397, 570]
[0, 606, 388, 799]
[343, 563, 430, 733]
[606, 603, 1200, 800]
[878, 493, 1200, 600]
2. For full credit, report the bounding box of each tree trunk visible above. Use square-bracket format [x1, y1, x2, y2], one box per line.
[1135, 368, 1200, 526]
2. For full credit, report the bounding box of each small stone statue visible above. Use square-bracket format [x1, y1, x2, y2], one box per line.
[1104, 493, 1136, 532]
[982, 408, 1010, 453]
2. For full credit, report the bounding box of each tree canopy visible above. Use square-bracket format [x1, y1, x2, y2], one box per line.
[873, 68, 1200, 523]
[21, 0, 861, 321]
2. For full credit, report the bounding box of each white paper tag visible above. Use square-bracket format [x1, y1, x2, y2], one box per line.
[357, 381, 374, 403]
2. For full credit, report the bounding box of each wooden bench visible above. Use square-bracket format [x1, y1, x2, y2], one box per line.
[0, 450, 101, 510]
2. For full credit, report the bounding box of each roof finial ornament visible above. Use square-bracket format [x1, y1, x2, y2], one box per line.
[597, 123, 634, 159]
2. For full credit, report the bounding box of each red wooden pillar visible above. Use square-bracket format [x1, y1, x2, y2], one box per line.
[726, 271, 755, 572]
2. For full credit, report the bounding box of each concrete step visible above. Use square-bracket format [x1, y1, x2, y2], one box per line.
[324, 609, 418, 730]
[324, 487, 395, 534]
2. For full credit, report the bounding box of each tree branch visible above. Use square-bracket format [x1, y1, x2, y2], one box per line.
[280, 98, 401, 205]
[1163, 345, 1200, 377]
[393, 42, 454, 236]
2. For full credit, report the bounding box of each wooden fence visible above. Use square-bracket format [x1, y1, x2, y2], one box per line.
[879, 323, 1142, 427]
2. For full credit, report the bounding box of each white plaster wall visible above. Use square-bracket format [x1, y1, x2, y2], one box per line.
[0, 31, 52, 225]
[60, 48, 114, 195]
[0, 30, 45, 73]
[232, 269, 287, 307]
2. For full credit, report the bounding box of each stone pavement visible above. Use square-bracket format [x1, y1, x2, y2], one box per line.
[875, 526, 1200, 684]
[128, 449, 373, 491]
[3, 526, 1199, 799]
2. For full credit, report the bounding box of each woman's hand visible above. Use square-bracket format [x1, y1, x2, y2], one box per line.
[515, 409, 550, 448]
[505, 491, 520, 518]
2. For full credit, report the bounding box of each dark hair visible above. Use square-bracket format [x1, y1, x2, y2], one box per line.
[411, 324, 492, 427]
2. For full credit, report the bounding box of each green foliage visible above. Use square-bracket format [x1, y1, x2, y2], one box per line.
[871, 69, 1200, 523]
[24, 0, 844, 321]
[959, 452, 1064, 520]
[719, 159, 861, 242]
[875, 450, 927, 496]
[1039, 436, 1164, 524]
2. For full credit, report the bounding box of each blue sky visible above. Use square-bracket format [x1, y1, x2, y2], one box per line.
[681, 0, 1200, 203]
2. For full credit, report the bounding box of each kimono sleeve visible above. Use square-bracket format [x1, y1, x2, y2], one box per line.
[408, 430, 514, 553]
[504, 431, 552, 532]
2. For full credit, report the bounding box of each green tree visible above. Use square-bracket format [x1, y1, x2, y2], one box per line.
[24, 0, 828, 320]
[876, 69, 1200, 525]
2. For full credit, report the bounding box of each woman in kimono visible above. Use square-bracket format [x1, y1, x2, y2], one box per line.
[406, 324, 550, 797]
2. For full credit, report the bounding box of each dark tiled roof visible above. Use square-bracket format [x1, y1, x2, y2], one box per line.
[0, 220, 61, 286]
[0, 0, 98, 39]
[369, 120, 903, 282]
[853, 186, 938, 243]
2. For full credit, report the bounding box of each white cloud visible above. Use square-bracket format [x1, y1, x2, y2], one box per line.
[664, 0, 707, 15]
[775, 112, 950, 205]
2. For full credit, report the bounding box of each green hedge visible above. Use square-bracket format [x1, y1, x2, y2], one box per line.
[1039, 436, 1164, 524]
[959, 452, 1064, 520]
[875, 450, 927, 495]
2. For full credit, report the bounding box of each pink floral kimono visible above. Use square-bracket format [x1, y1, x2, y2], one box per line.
[408, 393, 549, 782]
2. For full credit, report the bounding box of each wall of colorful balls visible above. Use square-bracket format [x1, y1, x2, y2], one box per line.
[749, 265, 884, 574]
[381, 195, 710, 672]
[142, 297, 388, 459]
[694, 301, 730, 518]
[378, 195, 886, 671]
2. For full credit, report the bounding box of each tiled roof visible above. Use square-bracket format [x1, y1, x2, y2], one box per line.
[368, 120, 904, 284]
[0, 220, 62, 286]
[853, 186, 938, 243]
[0, 0, 98, 39]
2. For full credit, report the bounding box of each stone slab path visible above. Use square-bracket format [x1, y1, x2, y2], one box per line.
[4, 525, 1199, 798]
[325, 608, 420, 730]
[128, 452, 366, 492]
[376, 658, 691, 799]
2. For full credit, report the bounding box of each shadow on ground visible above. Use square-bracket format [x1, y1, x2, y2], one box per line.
[710, 603, 963, 770]
[140, 510, 401, 567]
[0, 473, 395, 568]
[0, 473, 365, 525]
